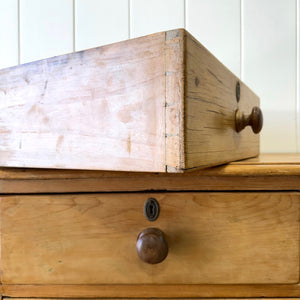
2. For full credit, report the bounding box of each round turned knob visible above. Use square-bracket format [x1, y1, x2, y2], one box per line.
[136, 228, 168, 264]
[235, 106, 263, 134]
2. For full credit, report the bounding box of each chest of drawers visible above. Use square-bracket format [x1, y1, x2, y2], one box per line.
[0, 153, 299, 299]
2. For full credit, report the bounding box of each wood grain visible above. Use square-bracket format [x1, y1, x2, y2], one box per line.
[0, 32, 166, 172]
[3, 285, 300, 298]
[165, 29, 185, 171]
[5, 298, 300, 300]
[0, 154, 298, 193]
[0, 29, 261, 172]
[1, 175, 300, 194]
[1, 192, 298, 285]
[0, 153, 298, 179]
[184, 30, 259, 169]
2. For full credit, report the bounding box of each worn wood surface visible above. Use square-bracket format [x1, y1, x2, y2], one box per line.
[0, 32, 166, 172]
[0, 154, 298, 193]
[1, 175, 300, 194]
[3, 285, 300, 298]
[0, 29, 261, 172]
[1, 192, 298, 285]
[184, 30, 259, 169]
[5, 298, 300, 300]
[0, 153, 298, 179]
[165, 30, 185, 171]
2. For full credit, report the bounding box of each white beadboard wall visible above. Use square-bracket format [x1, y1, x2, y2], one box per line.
[0, 0, 299, 153]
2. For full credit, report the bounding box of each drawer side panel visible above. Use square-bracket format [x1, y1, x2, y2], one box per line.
[0, 33, 166, 172]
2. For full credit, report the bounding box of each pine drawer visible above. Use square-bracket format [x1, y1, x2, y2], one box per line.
[0, 29, 262, 173]
[1, 192, 298, 285]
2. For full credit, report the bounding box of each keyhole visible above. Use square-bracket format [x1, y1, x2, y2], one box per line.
[149, 203, 154, 215]
[144, 198, 160, 221]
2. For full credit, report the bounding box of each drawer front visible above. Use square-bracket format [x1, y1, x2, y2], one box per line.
[1, 192, 299, 284]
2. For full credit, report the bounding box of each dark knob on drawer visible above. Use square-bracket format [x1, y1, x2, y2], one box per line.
[136, 228, 168, 264]
[235, 106, 263, 134]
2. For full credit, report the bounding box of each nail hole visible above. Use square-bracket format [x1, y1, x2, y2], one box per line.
[236, 81, 240, 102]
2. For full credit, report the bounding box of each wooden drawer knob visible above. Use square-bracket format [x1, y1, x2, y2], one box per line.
[136, 228, 168, 264]
[235, 106, 263, 134]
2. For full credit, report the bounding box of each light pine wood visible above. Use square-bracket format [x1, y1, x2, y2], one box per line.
[165, 30, 185, 170]
[6, 298, 300, 300]
[0, 29, 261, 172]
[184, 30, 259, 169]
[1, 175, 300, 194]
[0, 154, 299, 193]
[0, 154, 300, 299]
[3, 285, 300, 298]
[0, 153, 299, 179]
[1, 192, 298, 285]
[0, 32, 166, 172]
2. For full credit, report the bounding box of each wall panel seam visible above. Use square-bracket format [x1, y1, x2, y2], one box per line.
[240, 0, 243, 80]
[184, 0, 186, 29]
[128, 0, 132, 38]
[17, 0, 20, 65]
[185, 0, 189, 29]
[73, 0, 75, 52]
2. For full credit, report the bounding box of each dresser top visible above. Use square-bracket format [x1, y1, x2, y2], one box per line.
[0, 153, 299, 180]
[0, 153, 298, 193]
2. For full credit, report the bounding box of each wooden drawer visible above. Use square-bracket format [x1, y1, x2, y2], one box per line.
[1, 192, 298, 285]
[0, 29, 261, 173]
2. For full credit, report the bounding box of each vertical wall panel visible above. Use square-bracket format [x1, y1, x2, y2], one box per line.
[0, 0, 18, 68]
[243, 0, 296, 152]
[186, 0, 241, 77]
[75, 0, 129, 51]
[131, 0, 184, 38]
[20, 0, 73, 64]
[1, 0, 296, 153]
